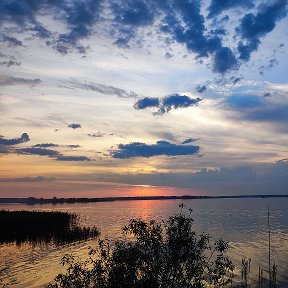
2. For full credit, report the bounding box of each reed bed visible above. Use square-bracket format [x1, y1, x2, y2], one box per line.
[0, 210, 99, 245]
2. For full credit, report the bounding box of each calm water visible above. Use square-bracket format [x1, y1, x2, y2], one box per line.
[0, 197, 288, 287]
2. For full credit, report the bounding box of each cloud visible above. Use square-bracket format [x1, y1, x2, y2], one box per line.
[0, 0, 102, 54]
[67, 144, 81, 148]
[87, 132, 105, 138]
[2, 35, 23, 47]
[195, 85, 207, 93]
[182, 138, 199, 144]
[17, 147, 91, 161]
[50, 0, 102, 54]
[32, 143, 60, 148]
[94, 161, 288, 195]
[133, 97, 160, 109]
[68, 80, 139, 98]
[259, 57, 279, 75]
[68, 123, 81, 129]
[110, 0, 158, 48]
[112, 0, 155, 27]
[111, 140, 200, 159]
[0, 55, 21, 67]
[235, 104, 288, 123]
[165, 52, 173, 59]
[0, 60, 21, 67]
[236, 0, 287, 62]
[32, 143, 80, 148]
[263, 92, 272, 98]
[222, 93, 288, 124]
[0, 176, 55, 182]
[215, 76, 243, 86]
[0, 75, 41, 86]
[56, 155, 91, 161]
[1, 0, 285, 75]
[134, 94, 202, 115]
[207, 0, 254, 19]
[212, 47, 238, 74]
[224, 94, 264, 109]
[17, 147, 59, 157]
[0, 133, 30, 146]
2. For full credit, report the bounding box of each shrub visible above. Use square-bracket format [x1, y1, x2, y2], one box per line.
[47, 210, 235, 288]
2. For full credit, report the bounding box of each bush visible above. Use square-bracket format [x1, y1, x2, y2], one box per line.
[47, 211, 234, 288]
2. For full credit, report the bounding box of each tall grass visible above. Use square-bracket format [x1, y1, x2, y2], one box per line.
[0, 210, 99, 245]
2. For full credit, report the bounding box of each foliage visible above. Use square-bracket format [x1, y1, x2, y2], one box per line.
[47, 211, 235, 288]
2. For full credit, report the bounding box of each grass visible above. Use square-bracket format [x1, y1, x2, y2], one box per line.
[0, 210, 99, 245]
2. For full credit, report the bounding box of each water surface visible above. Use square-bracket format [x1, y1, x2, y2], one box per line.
[0, 197, 287, 287]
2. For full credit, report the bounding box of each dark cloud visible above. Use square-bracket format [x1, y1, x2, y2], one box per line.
[17, 147, 59, 157]
[225, 94, 263, 109]
[112, 0, 155, 27]
[111, 140, 200, 159]
[235, 104, 288, 123]
[67, 144, 81, 148]
[159, 1, 238, 73]
[212, 47, 238, 74]
[32, 143, 59, 148]
[158, 0, 232, 73]
[51, 0, 102, 53]
[0, 55, 21, 67]
[111, 0, 159, 48]
[236, 0, 287, 62]
[94, 161, 288, 195]
[263, 92, 271, 98]
[134, 94, 202, 115]
[259, 57, 279, 75]
[134, 97, 160, 109]
[165, 52, 173, 59]
[207, 0, 254, 19]
[0, 0, 102, 54]
[0, 60, 21, 67]
[223, 94, 288, 124]
[0, 133, 30, 146]
[195, 85, 207, 93]
[56, 155, 91, 161]
[68, 80, 139, 98]
[0, 176, 55, 182]
[87, 132, 105, 138]
[0, 75, 41, 86]
[68, 123, 81, 129]
[2, 35, 23, 47]
[216, 76, 243, 86]
[32, 143, 80, 149]
[231, 77, 242, 85]
[182, 138, 199, 144]
[17, 146, 91, 161]
[0, 0, 286, 73]
[161, 95, 202, 114]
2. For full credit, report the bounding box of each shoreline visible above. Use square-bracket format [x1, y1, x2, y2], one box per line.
[0, 194, 288, 204]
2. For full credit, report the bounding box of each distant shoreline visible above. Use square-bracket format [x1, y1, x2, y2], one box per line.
[0, 194, 288, 204]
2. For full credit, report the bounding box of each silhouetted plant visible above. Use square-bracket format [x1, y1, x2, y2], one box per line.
[0, 210, 99, 245]
[241, 257, 251, 287]
[47, 211, 235, 288]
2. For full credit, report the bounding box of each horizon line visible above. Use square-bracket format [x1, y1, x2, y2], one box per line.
[1, 194, 288, 204]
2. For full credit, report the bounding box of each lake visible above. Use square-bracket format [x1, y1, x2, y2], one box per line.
[0, 197, 288, 287]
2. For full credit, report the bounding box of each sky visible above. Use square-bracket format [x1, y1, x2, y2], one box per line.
[0, 0, 288, 197]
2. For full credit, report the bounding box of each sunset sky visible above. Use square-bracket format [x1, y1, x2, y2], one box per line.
[1, 0, 288, 197]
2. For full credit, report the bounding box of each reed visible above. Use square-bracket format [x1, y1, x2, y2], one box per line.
[0, 210, 99, 245]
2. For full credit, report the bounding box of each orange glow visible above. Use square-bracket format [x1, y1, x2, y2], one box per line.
[0, 180, 205, 198]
